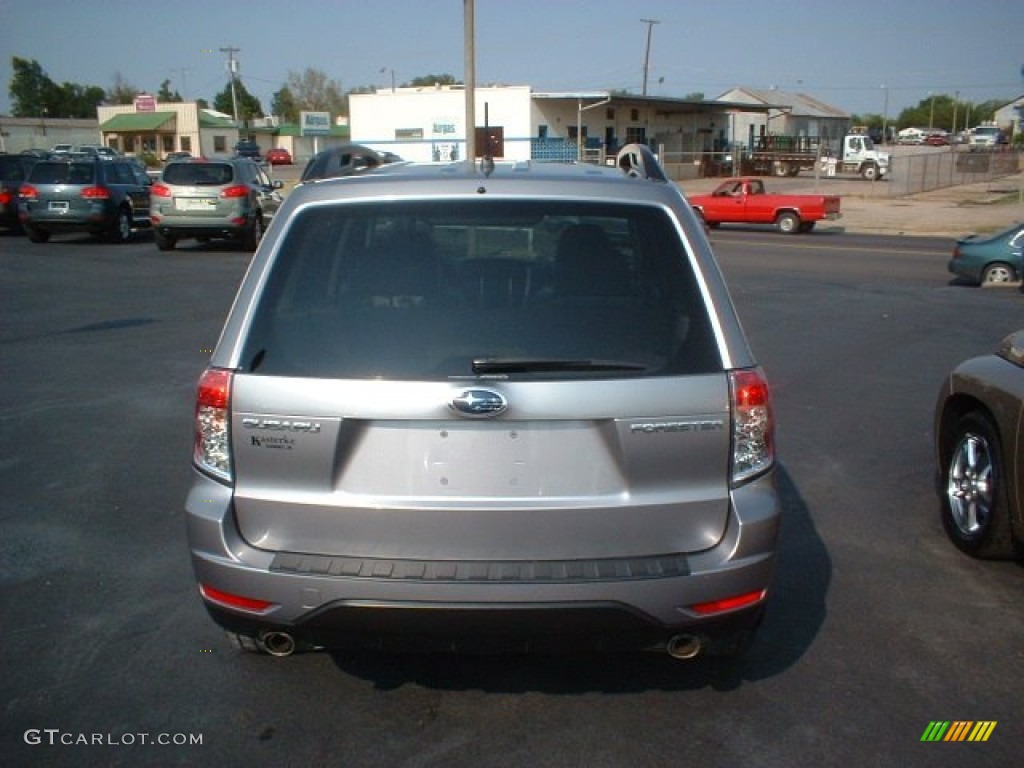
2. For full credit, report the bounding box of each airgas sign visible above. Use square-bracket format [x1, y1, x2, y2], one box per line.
[300, 111, 331, 137]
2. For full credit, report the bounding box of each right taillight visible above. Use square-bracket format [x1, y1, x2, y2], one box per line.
[194, 368, 233, 482]
[729, 367, 774, 485]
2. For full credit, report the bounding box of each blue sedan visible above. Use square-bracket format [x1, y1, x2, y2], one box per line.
[947, 223, 1024, 286]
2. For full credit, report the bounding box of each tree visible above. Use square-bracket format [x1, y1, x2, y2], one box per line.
[284, 67, 346, 117]
[157, 79, 183, 103]
[59, 82, 107, 117]
[270, 85, 299, 123]
[212, 78, 263, 123]
[9, 57, 59, 117]
[406, 74, 460, 87]
[107, 72, 139, 105]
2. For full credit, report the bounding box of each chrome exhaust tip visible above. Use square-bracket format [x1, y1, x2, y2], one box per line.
[666, 634, 702, 660]
[258, 631, 297, 657]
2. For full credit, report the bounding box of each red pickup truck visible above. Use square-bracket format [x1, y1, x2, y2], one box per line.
[688, 178, 841, 234]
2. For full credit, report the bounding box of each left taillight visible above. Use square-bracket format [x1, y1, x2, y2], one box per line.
[729, 367, 774, 485]
[220, 184, 249, 199]
[194, 368, 233, 482]
[80, 186, 111, 199]
[18, 184, 38, 201]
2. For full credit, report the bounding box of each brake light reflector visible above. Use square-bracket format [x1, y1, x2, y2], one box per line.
[0, 191, 11, 205]
[690, 589, 767, 616]
[199, 584, 275, 613]
[194, 368, 233, 482]
[220, 185, 248, 198]
[80, 186, 110, 199]
[729, 367, 774, 484]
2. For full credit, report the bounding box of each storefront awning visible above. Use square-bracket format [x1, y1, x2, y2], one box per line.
[100, 112, 177, 131]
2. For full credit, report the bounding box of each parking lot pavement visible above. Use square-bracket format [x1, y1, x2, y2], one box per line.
[678, 171, 1024, 238]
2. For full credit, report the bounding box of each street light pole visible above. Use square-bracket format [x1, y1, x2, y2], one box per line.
[641, 19, 659, 96]
[464, 0, 476, 164]
[881, 85, 889, 143]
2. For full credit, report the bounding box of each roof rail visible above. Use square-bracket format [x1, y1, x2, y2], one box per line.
[615, 144, 667, 182]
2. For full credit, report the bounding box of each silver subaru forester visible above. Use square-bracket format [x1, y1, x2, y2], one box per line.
[187, 146, 780, 659]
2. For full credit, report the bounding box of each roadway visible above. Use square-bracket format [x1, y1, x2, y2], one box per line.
[1, 228, 1022, 767]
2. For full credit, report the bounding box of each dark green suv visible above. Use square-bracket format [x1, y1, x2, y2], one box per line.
[18, 158, 152, 243]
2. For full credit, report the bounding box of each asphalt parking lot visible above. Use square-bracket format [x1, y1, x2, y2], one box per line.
[2, 222, 1021, 766]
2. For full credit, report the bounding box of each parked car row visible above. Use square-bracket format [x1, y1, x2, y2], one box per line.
[1, 153, 283, 250]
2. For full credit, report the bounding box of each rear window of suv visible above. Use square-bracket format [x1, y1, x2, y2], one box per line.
[240, 199, 721, 379]
[29, 162, 95, 185]
[162, 163, 234, 185]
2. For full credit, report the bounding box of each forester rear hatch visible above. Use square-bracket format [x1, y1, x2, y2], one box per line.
[189, 154, 778, 657]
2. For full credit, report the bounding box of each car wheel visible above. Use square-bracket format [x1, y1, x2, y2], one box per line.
[772, 161, 789, 177]
[861, 164, 879, 181]
[24, 224, 50, 243]
[776, 212, 800, 234]
[241, 212, 263, 251]
[980, 262, 1015, 285]
[154, 230, 177, 251]
[941, 412, 1016, 559]
[109, 208, 133, 243]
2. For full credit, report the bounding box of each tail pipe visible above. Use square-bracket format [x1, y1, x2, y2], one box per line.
[666, 634, 702, 660]
[258, 630, 297, 657]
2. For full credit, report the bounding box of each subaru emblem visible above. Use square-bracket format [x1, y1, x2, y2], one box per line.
[450, 389, 507, 418]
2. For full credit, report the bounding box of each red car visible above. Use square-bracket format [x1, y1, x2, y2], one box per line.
[265, 148, 292, 166]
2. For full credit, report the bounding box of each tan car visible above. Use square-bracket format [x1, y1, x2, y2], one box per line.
[935, 331, 1024, 558]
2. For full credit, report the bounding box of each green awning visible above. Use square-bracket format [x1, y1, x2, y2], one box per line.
[198, 112, 237, 129]
[100, 112, 176, 131]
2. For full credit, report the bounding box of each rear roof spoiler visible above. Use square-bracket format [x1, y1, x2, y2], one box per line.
[615, 144, 668, 182]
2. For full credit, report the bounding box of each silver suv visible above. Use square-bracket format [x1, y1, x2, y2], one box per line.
[187, 146, 780, 659]
[150, 158, 282, 251]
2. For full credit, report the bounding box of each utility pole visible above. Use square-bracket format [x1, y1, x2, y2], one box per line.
[464, 0, 476, 164]
[641, 19, 659, 96]
[170, 67, 192, 101]
[220, 46, 241, 123]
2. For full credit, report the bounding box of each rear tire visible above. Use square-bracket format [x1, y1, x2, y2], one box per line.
[861, 163, 879, 181]
[154, 230, 177, 251]
[109, 208, 133, 243]
[940, 412, 1016, 559]
[980, 262, 1015, 285]
[776, 211, 800, 234]
[241, 212, 263, 251]
[25, 224, 50, 243]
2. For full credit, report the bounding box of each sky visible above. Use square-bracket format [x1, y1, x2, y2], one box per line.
[2, 0, 1022, 120]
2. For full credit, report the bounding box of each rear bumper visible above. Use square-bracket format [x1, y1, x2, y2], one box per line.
[151, 214, 252, 240]
[186, 469, 780, 653]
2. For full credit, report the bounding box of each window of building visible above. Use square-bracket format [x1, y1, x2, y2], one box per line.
[631, 109, 640, 121]
[214, 136, 227, 153]
[625, 126, 646, 144]
[162, 135, 175, 153]
[181, 136, 192, 153]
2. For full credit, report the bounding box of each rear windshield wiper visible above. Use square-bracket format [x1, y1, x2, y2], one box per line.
[471, 357, 647, 375]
